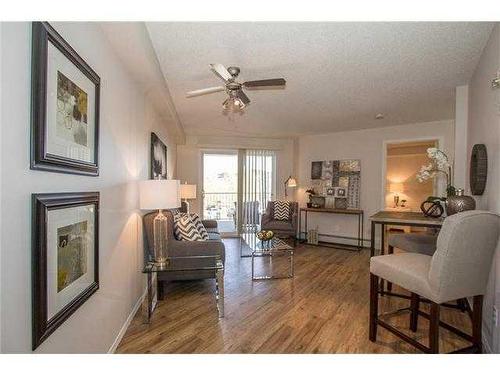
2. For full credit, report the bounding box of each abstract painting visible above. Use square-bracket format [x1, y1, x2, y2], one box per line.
[150, 132, 168, 179]
[311, 159, 361, 208]
[32, 192, 99, 350]
[56, 71, 88, 147]
[57, 220, 88, 292]
[31, 22, 100, 176]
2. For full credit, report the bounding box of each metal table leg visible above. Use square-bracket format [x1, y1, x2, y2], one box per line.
[215, 267, 224, 318]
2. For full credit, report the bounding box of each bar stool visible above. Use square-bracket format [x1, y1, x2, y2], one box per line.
[385, 232, 437, 292]
[369, 210, 499, 353]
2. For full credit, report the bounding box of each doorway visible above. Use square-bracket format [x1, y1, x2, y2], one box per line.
[384, 139, 438, 211]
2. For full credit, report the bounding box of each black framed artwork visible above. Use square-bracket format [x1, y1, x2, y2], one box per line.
[32, 192, 99, 350]
[150, 132, 168, 179]
[31, 22, 100, 176]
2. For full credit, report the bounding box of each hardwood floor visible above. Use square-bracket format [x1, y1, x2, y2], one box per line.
[116, 239, 472, 353]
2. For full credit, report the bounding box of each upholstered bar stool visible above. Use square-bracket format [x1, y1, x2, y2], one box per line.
[385, 232, 438, 293]
[369, 211, 499, 353]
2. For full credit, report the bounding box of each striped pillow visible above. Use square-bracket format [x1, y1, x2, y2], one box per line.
[273, 200, 291, 221]
[173, 213, 209, 241]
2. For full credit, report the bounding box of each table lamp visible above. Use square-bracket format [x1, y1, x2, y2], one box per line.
[284, 176, 297, 198]
[180, 182, 197, 213]
[389, 182, 404, 208]
[139, 179, 180, 266]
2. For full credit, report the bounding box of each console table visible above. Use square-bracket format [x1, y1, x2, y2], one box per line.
[298, 207, 364, 251]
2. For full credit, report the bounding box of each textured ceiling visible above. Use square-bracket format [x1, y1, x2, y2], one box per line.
[146, 22, 494, 137]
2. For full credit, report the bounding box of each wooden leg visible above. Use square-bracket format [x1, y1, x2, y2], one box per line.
[387, 245, 394, 292]
[429, 302, 440, 353]
[370, 221, 376, 257]
[472, 295, 483, 353]
[379, 225, 386, 295]
[369, 273, 379, 342]
[410, 293, 420, 332]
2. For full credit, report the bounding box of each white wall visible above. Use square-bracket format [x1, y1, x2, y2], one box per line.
[297, 120, 454, 245]
[464, 24, 500, 353]
[176, 135, 296, 216]
[0, 22, 177, 353]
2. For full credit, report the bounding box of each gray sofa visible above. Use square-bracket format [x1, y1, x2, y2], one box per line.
[143, 209, 225, 282]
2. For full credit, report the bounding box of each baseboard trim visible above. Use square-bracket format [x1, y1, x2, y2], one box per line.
[108, 288, 147, 354]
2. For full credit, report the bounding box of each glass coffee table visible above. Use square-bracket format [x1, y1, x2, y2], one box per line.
[240, 233, 294, 280]
[142, 255, 224, 323]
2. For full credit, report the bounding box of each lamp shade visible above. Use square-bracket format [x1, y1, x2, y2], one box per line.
[139, 180, 180, 210]
[286, 177, 297, 187]
[389, 183, 404, 194]
[180, 184, 197, 199]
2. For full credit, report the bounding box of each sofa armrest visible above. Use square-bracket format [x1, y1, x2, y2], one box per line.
[168, 239, 225, 263]
[201, 219, 218, 229]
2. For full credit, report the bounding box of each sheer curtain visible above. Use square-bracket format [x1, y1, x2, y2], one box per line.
[239, 149, 276, 234]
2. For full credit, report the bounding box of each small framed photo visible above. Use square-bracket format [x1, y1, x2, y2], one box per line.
[326, 187, 335, 196]
[334, 187, 347, 198]
[31, 22, 100, 176]
[32, 192, 99, 350]
[150, 132, 168, 179]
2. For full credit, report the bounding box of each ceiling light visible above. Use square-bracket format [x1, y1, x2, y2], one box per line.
[222, 96, 245, 111]
[375, 113, 384, 120]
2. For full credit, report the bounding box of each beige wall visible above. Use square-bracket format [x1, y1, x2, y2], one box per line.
[176, 135, 296, 216]
[0, 22, 177, 353]
[297, 120, 454, 245]
[464, 24, 500, 353]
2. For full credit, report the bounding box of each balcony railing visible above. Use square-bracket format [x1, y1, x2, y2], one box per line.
[203, 192, 237, 221]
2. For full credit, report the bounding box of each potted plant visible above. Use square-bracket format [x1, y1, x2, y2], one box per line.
[305, 188, 316, 208]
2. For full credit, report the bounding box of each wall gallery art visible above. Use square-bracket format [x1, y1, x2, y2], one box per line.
[32, 192, 99, 350]
[310, 159, 361, 209]
[150, 132, 168, 179]
[31, 22, 100, 176]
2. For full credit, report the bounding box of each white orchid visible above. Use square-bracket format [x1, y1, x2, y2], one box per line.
[416, 147, 455, 196]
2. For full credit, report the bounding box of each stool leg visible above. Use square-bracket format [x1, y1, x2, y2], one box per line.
[429, 302, 440, 353]
[410, 293, 420, 332]
[387, 245, 394, 292]
[472, 295, 483, 353]
[369, 273, 379, 342]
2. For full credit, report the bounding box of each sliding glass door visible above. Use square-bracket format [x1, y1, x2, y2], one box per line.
[202, 149, 276, 236]
[202, 151, 238, 234]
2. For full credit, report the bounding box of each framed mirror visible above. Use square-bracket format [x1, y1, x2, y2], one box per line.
[469, 144, 487, 195]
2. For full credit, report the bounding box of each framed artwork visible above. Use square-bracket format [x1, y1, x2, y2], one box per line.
[310, 159, 361, 208]
[150, 132, 168, 179]
[31, 22, 100, 176]
[32, 192, 99, 350]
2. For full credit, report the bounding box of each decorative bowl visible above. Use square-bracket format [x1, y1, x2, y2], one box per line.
[256, 230, 274, 241]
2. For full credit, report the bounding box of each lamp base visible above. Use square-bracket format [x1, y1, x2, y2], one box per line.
[153, 209, 169, 265]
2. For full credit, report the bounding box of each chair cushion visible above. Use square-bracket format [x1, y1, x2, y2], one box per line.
[388, 233, 437, 256]
[273, 200, 291, 220]
[173, 213, 209, 241]
[370, 253, 436, 301]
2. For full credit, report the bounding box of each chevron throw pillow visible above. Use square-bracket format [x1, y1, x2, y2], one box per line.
[273, 200, 291, 221]
[190, 213, 209, 240]
[173, 213, 208, 241]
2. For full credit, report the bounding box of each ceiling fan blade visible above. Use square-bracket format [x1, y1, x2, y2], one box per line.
[186, 86, 225, 98]
[243, 78, 286, 88]
[236, 90, 251, 105]
[210, 63, 232, 82]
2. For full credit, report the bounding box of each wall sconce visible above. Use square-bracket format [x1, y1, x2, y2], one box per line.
[389, 183, 404, 207]
[284, 176, 297, 198]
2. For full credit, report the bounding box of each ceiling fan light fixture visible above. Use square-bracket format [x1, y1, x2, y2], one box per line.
[222, 96, 245, 111]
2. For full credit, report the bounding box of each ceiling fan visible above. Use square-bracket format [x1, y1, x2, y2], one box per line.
[186, 64, 286, 111]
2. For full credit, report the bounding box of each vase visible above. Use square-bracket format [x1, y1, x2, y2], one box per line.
[446, 188, 475, 216]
